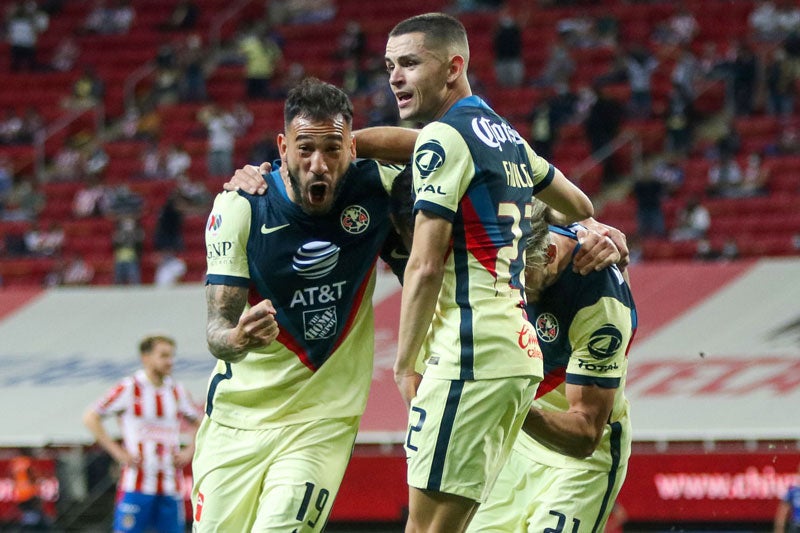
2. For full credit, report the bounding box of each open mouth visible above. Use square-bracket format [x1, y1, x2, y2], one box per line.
[396, 92, 412, 106]
[308, 182, 329, 204]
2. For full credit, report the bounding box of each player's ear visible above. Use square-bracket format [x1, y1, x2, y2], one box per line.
[277, 133, 288, 158]
[349, 132, 357, 160]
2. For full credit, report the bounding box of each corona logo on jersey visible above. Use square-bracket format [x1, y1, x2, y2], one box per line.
[292, 241, 340, 279]
[414, 140, 445, 179]
[340, 205, 370, 234]
[471, 116, 525, 151]
[587, 324, 624, 359]
[535, 312, 559, 343]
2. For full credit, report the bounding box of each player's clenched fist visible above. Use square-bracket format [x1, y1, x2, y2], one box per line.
[231, 299, 279, 353]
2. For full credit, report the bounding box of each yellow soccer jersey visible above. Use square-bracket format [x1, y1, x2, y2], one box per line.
[204, 161, 402, 429]
[517, 229, 637, 471]
[411, 96, 554, 381]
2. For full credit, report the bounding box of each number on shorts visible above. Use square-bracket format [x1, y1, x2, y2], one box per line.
[405, 406, 426, 452]
[543, 510, 580, 533]
[295, 481, 330, 528]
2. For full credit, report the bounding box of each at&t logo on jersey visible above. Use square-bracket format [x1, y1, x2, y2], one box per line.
[471, 117, 525, 151]
[206, 213, 222, 236]
[414, 140, 445, 179]
[535, 312, 559, 342]
[340, 205, 370, 234]
[293, 241, 339, 279]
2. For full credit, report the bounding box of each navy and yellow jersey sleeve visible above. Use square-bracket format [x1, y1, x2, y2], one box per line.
[523, 142, 556, 196]
[205, 191, 252, 288]
[202, 160, 404, 430]
[412, 122, 474, 222]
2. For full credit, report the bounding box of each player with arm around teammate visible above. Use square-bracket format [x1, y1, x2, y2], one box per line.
[193, 77, 409, 532]
[467, 201, 637, 533]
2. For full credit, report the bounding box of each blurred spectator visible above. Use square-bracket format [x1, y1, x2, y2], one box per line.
[773, 461, 800, 532]
[338, 57, 370, 96]
[6, 1, 42, 71]
[138, 140, 163, 179]
[158, 0, 198, 31]
[557, 14, 601, 48]
[150, 44, 182, 106]
[164, 143, 191, 178]
[248, 132, 280, 165]
[624, 43, 658, 119]
[767, 122, 800, 155]
[134, 102, 163, 141]
[671, 46, 701, 101]
[765, 48, 796, 117]
[0, 155, 13, 205]
[694, 238, 720, 261]
[707, 151, 744, 197]
[18, 106, 44, 143]
[269, 0, 335, 25]
[24, 220, 64, 256]
[365, 86, 399, 127]
[336, 20, 366, 62]
[83, 140, 110, 178]
[710, 117, 742, 160]
[740, 151, 770, 197]
[178, 33, 208, 102]
[106, 184, 144, 217]
[532, 34, 574, 87]
[720, 237, 740, 261]
[8, 448, 51, 529]
[0, 108, 23, 144]
[230, 103, 254, 137]
[198, 103, 238, 177]
[3, 175, 44, 221]
[493, 7, 525, 87]
[652, 152, 685, 195]
[528, 83, 577, 161]
[62, 67, 105, 110]
[671, 194, 711, 241]
[154, 251, 187, 287]
[238, 23, 283, 100]
[749, 0, 800, 42]
[83, 0, 134, 34]
[632, 165, 667, 238]
[728, 41, 759, 116]
[49, 137, 83, 181]
[47, 252, 95, 286]
[276, 61, 307, 97]
[664, 81, 696, 156]
[653, 5, 699, 46]
[112, 216, 144, 285]
[153, 180, 208, 252]
[72, 174, 110, 218]
[50, 36, 79, 72]
[584, 84, 624, 183]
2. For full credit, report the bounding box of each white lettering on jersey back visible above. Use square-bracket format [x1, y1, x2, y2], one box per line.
[471, 117, 525, 151]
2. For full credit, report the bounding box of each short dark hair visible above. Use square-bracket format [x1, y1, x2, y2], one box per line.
[389, 12, 469, 60]
[139, 334, 175, 355]
[284, 77, 354, 129]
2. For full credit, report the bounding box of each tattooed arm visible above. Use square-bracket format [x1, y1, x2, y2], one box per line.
[206, 284, 279, 363]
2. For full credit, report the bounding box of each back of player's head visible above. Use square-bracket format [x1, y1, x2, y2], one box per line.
[139, 334, 175, 356]
[390, 164, 415, 238]
[389, 13, 470, 63]
[525, 200, 551, 269]
[284, 77, 354, 129]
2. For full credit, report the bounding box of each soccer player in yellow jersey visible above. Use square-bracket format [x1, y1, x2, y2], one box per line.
[385, 13, 593, 532]
[468, 202, 636, 533]
[193, 78, 411, 532]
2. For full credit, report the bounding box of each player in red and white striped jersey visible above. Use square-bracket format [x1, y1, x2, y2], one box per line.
[83, 334, 200, 533]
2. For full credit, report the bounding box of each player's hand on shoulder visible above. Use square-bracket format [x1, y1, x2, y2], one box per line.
[572, 219, 629, 275]
[222, 162, 271, 195]
[231, 298, 279, 354]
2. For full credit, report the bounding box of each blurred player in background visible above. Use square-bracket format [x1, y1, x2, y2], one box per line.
[83, 334, 200, 533]
[467, 201, 637, 532]
[194, 78, 411, 532]
[775, 462, 800, 532]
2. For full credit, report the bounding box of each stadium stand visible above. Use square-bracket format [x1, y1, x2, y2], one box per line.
[0, 0, 798, 289]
